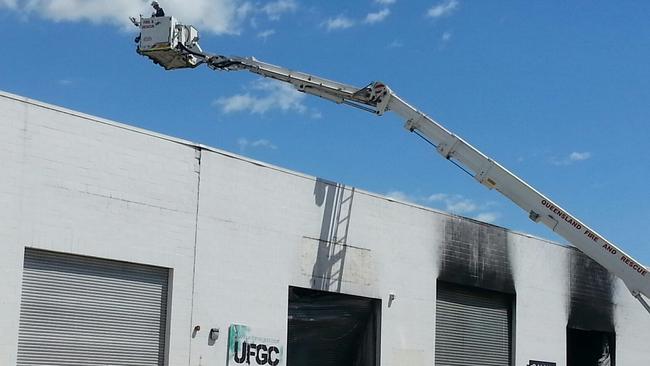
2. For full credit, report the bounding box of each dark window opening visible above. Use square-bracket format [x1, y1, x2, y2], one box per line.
[567, 328, 615, 366]
[287, 287, 381, 366]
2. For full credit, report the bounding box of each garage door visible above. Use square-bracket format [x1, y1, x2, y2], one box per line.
[17, 248, 169, 366]
[435, 282, 512, 366]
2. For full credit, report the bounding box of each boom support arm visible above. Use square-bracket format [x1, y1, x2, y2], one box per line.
[387, 95, 650, 313]
[208, 53, 650, 314]
[133, 18, 650, 313]
[205, 55, 391, 114]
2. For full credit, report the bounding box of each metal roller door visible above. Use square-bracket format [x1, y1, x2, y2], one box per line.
[17, 248, 169, 366]
[435, 282, 512, 366]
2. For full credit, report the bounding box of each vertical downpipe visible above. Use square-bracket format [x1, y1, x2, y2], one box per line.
[188, 148, 202, 365]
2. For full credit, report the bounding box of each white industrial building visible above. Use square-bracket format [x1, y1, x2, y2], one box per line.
[1, 90, 648, 366]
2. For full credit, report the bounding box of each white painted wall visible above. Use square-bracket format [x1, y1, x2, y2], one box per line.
[1, 90, 649, 365]
[510, 233, 570, 364]
[0, 92, 199, 365]
[189, 152, 442, 365]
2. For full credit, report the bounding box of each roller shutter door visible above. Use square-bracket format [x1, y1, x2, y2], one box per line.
[435, 282, 512, 366]
[17, 248, 169, 366]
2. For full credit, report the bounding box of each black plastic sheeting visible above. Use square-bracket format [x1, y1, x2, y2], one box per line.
[567, 328, 615, 366]
[287, 287, 381, 366]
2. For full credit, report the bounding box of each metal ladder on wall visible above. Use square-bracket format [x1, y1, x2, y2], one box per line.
[327, 186, 355, 292]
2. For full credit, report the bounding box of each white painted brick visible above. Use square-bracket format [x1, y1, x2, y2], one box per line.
[0, 93, 198, 366]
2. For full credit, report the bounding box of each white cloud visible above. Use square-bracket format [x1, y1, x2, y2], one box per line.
[323, 5, 396, 31]
[569, 151, 591, 161]
[386, 190, 415, 202]
[427, 193, 448, 202]
[57, 79, 73, 86]
[213, 79, 310, 115]
[474, 212, 499, 224]
[0, 0, 281, 34]
[257, 29, 276, 40]
[427, 0, 459, 18]
[261, 0, 297, 20]
[215, 94, 257, 113]
[387, 40, 403, 48]
[427, 193, 477, 214]
[1, 0, 17, 8]
[430, 193, 499, 223]
[4, 0, 144, 28]
[386, 191, 500, 223]
[324, 15, 355, 31]
[441, 31, 452, 42]
[237, 138, 277, 151]
[364, 8, 390, 24]
[551, 151, 592, 166]
[375, 0, 396, 4]
[446, 199, 478, 214]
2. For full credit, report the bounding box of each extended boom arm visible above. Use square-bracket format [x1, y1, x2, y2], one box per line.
[134, 15, 650, 314]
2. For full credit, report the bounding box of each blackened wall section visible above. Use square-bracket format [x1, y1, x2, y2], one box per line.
[567, 249, 615, 332]
[438, 217, 515, 294]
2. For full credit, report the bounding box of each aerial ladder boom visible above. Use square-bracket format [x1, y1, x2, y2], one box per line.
[134, 15, 650, 314]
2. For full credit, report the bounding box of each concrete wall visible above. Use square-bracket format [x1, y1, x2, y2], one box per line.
[1, 91, 649, 365]
[0, 92, 199, 365]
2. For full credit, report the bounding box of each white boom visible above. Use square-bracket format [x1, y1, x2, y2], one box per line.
[133, 15, 650, 314]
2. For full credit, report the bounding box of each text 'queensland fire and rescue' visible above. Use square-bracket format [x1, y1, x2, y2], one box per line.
[541, 199, 647, 277]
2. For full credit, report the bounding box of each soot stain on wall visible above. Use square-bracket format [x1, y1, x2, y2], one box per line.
[438, 216, 515, 294]
[567, 248, 615, 332]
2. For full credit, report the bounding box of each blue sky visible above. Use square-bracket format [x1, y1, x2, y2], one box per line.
[2, 1, 649, 263]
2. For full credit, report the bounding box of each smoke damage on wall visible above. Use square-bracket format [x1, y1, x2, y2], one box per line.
[438, 217, 515, 294]
[567, 248, 615, 332]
